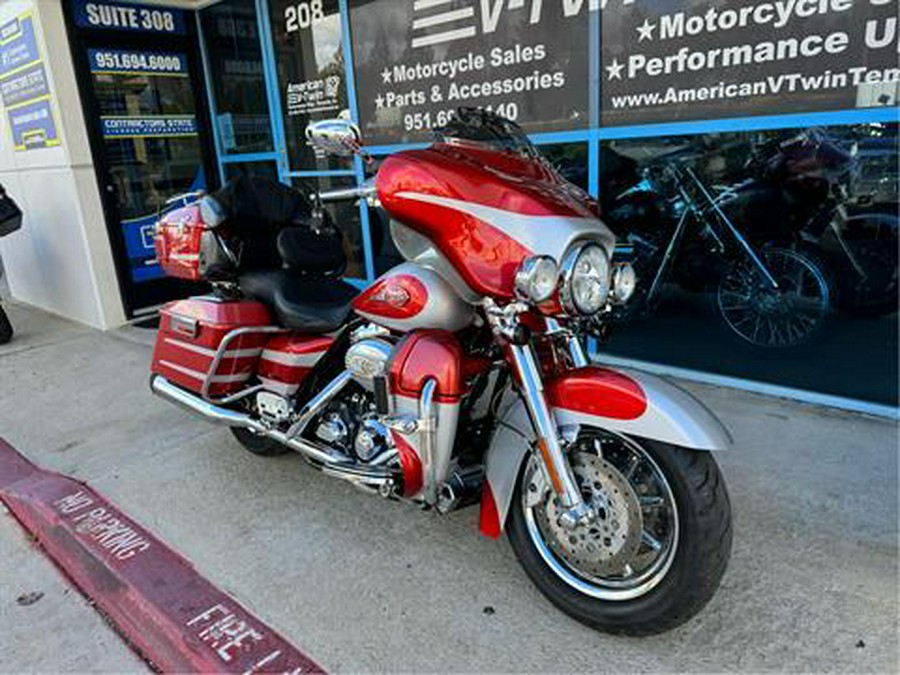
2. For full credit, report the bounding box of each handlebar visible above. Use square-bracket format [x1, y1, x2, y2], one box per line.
[317, 183, 378, 206]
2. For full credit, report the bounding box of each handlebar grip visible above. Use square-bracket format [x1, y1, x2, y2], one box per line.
[317, 185, 378, 204]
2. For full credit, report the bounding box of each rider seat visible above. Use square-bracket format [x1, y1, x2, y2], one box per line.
[239, 269, 357, 333]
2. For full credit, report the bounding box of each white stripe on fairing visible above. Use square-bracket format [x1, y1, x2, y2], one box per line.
[169, 253, 199, 261]
[164, 338, 262, 360]
[260, 350, 326, 368]
[394, 191, 614, 261]
[260, 378, 300, 396]
[159, 360, 251, 384]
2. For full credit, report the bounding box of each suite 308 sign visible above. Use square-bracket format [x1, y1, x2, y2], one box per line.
[601, 0, 900, 126]
[350, 0, 608, 145]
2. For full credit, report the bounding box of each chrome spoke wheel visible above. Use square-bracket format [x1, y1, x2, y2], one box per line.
[523, 430, 679, 601]
[717, 247, 830, 348]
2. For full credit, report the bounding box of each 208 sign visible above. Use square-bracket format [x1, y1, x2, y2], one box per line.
[284, 0, 326, 32]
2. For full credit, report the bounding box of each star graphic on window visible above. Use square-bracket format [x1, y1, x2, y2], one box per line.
[381, 68, 392, 84]
[375, 94, 385, 109]
[636, 18, 656, 42]
[606, 58, 625, 81]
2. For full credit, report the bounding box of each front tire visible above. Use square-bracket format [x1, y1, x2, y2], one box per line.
[507, 431, 731, 635]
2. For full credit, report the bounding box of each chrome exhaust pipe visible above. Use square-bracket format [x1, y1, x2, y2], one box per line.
[150, 374, 344, 465]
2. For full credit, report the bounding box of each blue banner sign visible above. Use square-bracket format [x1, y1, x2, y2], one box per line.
[101, 115, 198, 138]
[0, 14, 40, 77]
[122, 211, 165, 282]
[89, 49, 187, 76]
[0, 62, 49, 106]
[9, 97, 58, 149]
[73, 0, 185, 36]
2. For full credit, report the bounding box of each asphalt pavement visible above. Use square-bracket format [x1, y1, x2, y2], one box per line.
[0, 301, 896, 673]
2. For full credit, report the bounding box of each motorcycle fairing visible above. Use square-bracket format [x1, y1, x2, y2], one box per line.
[377, 144, 615, 299]
[479, 366, 732, 538]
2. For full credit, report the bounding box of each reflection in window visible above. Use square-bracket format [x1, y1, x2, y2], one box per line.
[200, 0, 273, 154]
[292, 176, 366, 280]
[269, 0, 349, 171]
[224, 161, 280, 182]
[540, 143, 589, 193]
[597, 123, 898, 405]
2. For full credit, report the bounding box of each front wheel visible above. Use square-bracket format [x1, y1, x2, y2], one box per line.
[507, 430, 731, 635]
[715, 246, 833, 349]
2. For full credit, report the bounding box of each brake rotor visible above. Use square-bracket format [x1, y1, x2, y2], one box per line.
[535, 453, 643, 578]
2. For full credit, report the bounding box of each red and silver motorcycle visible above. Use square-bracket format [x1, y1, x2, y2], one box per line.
[149, 109, 732, 635]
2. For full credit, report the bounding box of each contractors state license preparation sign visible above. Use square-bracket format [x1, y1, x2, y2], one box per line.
[349, 0, 590, 145]
[601, 0, 900, 126]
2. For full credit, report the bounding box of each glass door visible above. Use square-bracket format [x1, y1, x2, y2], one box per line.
[88, 47, 206, 285]
[64, 0, 216, 316]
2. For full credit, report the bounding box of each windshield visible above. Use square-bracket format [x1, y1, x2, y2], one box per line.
[434, 107, 540, 159]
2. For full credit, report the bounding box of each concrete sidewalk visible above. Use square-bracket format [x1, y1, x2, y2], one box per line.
[0, 301, 897, 673]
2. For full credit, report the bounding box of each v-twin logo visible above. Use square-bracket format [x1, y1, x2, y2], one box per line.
[410, 0, 636, 48]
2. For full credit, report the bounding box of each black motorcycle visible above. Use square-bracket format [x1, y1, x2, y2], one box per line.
[601, 130, 898, 349]
[0, 184, 22, 345]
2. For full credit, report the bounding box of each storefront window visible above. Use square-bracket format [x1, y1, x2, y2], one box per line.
[224, 160, 279, 182]
[292, 176, 366, 280]
[349, 0, 589, 146]
[598, 124, 899, 405]
[200, 0, 273, 155]
[539, 143, 589, 193]
[269, 0, 349, 172]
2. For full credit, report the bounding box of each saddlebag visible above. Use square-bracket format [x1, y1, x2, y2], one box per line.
[151, 297, 274, 398]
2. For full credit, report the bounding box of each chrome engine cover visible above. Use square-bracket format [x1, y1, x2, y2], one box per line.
[345, 338, 393, 391]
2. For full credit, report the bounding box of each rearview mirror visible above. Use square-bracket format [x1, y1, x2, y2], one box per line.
[306, 118, 365, 158]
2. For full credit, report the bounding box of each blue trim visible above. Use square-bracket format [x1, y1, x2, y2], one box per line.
[588, 130, 600, 199]
[255, 0, 289, 183]
[531, 130, 591, 145]
[195, 12, 225, 186]
[343, 277, 370, 290]
[367, 141, 430, 156]
[285, 169, 357, 177]
[597, 107, 900, 141]
[220, 151, 279, 164]
[339, 0, 375, 282]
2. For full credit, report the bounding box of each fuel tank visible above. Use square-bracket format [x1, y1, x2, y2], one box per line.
[376, 143, 615, 299]
[352, 262, 474, 333]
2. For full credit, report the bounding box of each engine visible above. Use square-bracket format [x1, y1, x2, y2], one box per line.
[311, 327, 398, 465]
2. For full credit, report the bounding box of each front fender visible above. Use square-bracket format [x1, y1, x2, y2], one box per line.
[479, 366, 732, 538]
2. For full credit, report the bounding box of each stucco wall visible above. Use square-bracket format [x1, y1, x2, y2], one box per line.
[0, 0, 125, 329]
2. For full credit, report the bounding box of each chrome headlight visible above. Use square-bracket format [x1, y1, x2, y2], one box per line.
[610, 263, 637, 305]
[560, 243, 611, 315]
[515, 255, 559, 304]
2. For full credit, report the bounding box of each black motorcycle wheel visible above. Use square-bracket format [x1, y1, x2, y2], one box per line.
[507, 430, 732, 636]
[836, 240, 899, 317]
[0, 304, 12, 345]
[230, 427, 290, 457]
[715, 246, 833, 349]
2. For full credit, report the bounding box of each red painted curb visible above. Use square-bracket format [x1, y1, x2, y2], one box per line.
[0, 437, 325, 674]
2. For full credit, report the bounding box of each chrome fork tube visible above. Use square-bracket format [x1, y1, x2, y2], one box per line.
[545, 318, 588, 368]
[419, 378, 438, 505]
[508, 343, 592, 529]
